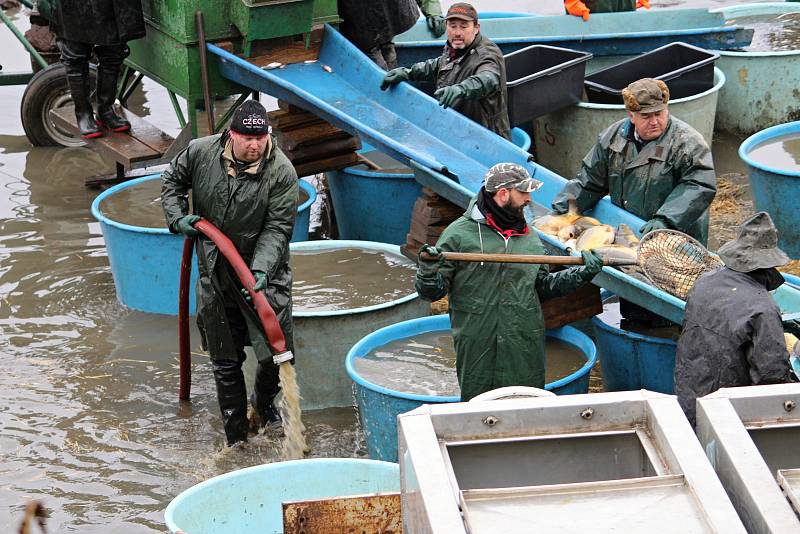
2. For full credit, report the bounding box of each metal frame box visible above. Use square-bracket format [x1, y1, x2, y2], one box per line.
[398, 390, 745, 534]
[696, 383, 800, 534]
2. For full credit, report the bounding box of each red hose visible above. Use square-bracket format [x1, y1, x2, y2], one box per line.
[177, 219, 290, 401]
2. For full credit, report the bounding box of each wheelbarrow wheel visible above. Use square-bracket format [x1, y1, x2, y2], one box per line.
[21, 62, 97, 147]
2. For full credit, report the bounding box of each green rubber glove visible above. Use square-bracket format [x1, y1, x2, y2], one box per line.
[380, 68, 410, 90]
[434, 84, 466, 109]
[241, 270, 268, 302]
[640, 218, 669, 236]
[417, 244, 442, 277]
[426, 15, 446, 37]
[175, 214, 201, 237]
[581, 250, 604, 278]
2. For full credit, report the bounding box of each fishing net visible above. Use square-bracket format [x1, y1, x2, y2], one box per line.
[637, 229, 724, 300]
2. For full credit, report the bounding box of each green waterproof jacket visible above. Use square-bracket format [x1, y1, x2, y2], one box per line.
[161, 132, 299, 360]
[406, 33, 512, 140]
[552, 117, 716, 245]
[415, 196, 597, 400]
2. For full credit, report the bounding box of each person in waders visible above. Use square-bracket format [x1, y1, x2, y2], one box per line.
[415, 163, 604, 401]
[674, 212, 798, 427]
[39, 0, 145, 138]
[564, 0, 650, 22]
[161, 101, 299, 447]
[379, 2, 511, 140]
[338, 0, 445, 70]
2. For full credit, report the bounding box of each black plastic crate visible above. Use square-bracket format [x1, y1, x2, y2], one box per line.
[504, 44, 593, 126]
[584, 42, 719, 105]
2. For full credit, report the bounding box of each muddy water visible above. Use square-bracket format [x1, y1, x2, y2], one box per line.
[98, 177, 309, 228]
[0, 0, 767, 530]
[598, 296, 682, 340]
[746, 134, 800, 172]
[728, 12, 800, 52]
[357, 150, 411, 174]
[354, 331, 585, 396]
[290, 248, 417, 312]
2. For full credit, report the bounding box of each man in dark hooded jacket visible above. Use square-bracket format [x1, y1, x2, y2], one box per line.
[338, 0, 444, 70]
[675, 212, 797, 427]
[41, 0, 145, 138]
[161, 101, 298, 446]
[379, 2, 511, 140]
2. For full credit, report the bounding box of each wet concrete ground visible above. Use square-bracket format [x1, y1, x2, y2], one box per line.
[0, 0, 783, 531]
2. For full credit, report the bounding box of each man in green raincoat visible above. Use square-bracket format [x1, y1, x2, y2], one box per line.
[552, 78, 717, 245]
[379, 2, 511, 140]
[416, 163, 604, 401]
[161, 101, 298, 446]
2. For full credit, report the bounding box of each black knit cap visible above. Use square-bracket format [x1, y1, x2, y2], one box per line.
[230, 100, 270, 136]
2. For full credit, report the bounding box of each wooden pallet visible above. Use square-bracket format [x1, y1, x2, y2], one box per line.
[50, 104, 174, 187]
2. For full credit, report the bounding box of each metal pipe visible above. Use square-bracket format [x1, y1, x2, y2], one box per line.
[167, 90, 187, 129]
[0, 8, 47, 69]
[178, 236, 195, 401]
[194, 11, 215, 135]
[421, 251, 636, 267]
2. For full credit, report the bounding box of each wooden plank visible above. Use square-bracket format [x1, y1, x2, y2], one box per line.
[283, 493, 401, 534]
[278, 122, 352, 150]
[119, 108, 175, 154]
[284, 137, 361, 165]
[542, 283, 603, 329]
[50, 105, 160, 167]
[247, 35, 322, 67]
[293, 152, 360, 177]
[268, 109, 322, 131]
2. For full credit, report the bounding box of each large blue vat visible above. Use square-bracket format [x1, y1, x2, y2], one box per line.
[591, 293, 677, 394]
[91, 175, 316, 315]
[739, 121, 800, 259]
[327, 129, 530, 245]
[164, 458, 399, 534]
[345, 314, 597, 462]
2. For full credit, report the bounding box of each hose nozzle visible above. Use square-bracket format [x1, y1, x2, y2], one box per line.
[273, 351, 294, 365]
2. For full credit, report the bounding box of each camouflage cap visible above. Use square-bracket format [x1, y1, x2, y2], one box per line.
[484, 163, 542, 193]
[445, 2, 478, 21]
[622, 78, 670, 113]
[717, 212, 790, 272]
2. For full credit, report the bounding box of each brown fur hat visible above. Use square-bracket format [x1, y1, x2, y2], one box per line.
[622, 78, 669, 113]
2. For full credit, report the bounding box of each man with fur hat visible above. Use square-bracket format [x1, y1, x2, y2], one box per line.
[674, 212, 797, 426]
[552, 77, 716, 245]
[161, 100, 298, 446]
[415, 163, 604, 400]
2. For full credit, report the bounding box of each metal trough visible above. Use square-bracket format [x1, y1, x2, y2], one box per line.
[696, 383, 800, 534]
[398, 390, 745, 533]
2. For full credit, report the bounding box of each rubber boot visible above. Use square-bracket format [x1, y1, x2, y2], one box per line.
[212, 358, 249, 446]
[65, 66, 102, 139]
[95, 66, 131, 132]
[250, 360, 282, 431]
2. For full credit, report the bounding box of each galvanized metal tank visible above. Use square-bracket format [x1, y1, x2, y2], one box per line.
[533, 67, 724, 180]
[286, 240, 429, 410]
[712, 3, 800, 136]
[696, 384, 800, 534]
[399, 390, 746, 533]
[326, 129, 530, 245]
[739, 120, 800, 258]
[164, 458, 399, 534]
[91, 175, 316, 315]
[346, 314, 597, 462]
[591, 293, 677, 394]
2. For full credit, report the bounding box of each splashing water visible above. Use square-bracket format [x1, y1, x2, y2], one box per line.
[277, 362, 308, 459]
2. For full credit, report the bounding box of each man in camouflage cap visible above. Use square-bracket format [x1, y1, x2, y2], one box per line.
[675, 212, 797, 426]
[415, 163, 604, 400]
[552, 77, 716, 245]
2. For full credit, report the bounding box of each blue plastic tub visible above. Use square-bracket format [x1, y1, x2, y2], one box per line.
[739, 120, 800, 258]
[164, 458, 399, 534]
[346, 314, 597, 462]
[327, 128, 531, 245]
[91, 175, 316, 315]
[591, 293, 677, 394]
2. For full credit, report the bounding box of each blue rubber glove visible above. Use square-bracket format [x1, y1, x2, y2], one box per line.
[417, 244, 442, 277]
[434, 84, 466, 109]
[380, 68, 409, 90]
[580, 250, 604, 279]
[175, 214, 201, 237]
[640, 218, 668, 236]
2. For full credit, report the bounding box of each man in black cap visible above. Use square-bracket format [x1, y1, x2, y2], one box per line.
[39, 0, 146, 138]
[416, 163, 604, 400]
[161, 100, 299, 447]
[380, 2, 511, 140]
[674, 212, 797, 427]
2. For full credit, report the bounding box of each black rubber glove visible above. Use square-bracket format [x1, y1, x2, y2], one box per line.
[380, 68, 410, 90]
[417, 244, 442, 277]
[175, 214, 201, 237]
